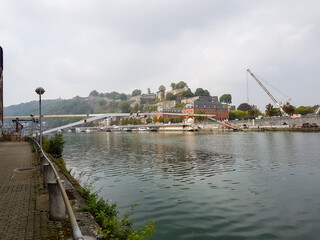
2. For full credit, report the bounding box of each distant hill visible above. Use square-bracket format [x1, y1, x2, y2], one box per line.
[4, 99, 63, 116]
[4, 97, 104, 127]
[3, 97, 118, 117]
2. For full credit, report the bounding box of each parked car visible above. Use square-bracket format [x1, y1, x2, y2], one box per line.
[301, 123, 311, 128]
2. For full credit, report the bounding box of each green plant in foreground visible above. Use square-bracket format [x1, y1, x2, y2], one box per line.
[78, 182, 155, 240]
[43, 133, 65, 158]
[54, 158, 67, 172]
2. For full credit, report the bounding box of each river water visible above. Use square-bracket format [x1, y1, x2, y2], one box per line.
[63, 132, 320, 240]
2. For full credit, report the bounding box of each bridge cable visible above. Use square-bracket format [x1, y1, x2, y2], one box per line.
[254, 72, 290, 100]
[246, 70, 249, 103]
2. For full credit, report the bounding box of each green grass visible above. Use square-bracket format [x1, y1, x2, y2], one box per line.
[78, 183, 155, 240]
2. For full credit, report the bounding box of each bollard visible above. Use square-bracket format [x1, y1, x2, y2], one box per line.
[43, 164, 55, 188]
[40, 156, 49, 173]
[48, 180, 66, 220]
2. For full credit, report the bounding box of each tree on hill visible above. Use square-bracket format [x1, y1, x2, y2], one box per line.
[158, 85, 166, 91]
[132, 89, 142, 97]
[170, 81, 187, 90]
[265, 103, 274, 116]
[89, 90, 99, 97]
[220, 94, 232, 104]
[115, 93, 127, 101]
[166, 92, 176, 101]
[294, 106, 315, 115]
[176, 81, 187, 89]
[181, 89, 194, 98]
[237, 102, 251, 111]
[248, 105, 261, 119]
[132, 103, 140, 113]
[119, 102, 130, 113]
[195, 88, 210, 96]
[107, 91, 120, 99]
[282, 103, 295, 115]
[265, 103, 282, 116]
[229, 110, 249, 120]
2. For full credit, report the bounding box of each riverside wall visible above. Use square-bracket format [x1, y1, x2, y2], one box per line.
[229, 114, 320, 127]
[197, 114, 320, 130]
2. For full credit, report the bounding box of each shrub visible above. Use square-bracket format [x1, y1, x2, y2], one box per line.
[43, 133, 66, 158]
[78, 183, 155, 240]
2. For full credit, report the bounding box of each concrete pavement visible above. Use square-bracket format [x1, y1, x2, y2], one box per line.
[0, 141, 72, 240]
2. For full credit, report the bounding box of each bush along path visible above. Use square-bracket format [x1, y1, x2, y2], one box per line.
[43, 133, 156, 240]
[78, 184, 155, 240]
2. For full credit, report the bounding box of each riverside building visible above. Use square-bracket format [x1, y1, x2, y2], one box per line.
[182, 101, 229, 122]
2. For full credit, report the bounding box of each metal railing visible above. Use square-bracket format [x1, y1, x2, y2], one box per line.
[27, 136, 84, 240]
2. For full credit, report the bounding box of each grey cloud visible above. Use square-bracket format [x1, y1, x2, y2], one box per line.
[1, 0, 320, 110]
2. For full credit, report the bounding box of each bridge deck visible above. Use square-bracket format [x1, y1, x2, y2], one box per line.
[0, 141, 72, 239]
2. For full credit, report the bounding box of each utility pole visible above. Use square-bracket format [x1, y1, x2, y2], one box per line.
[0, 46, 3, 135]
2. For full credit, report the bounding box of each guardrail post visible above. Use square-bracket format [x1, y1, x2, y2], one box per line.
[43, 164, 55, 188]
[48, 180, 66, 220]
[40, 155, 49, 173]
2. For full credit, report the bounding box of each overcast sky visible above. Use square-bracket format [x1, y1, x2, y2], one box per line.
[1, 0, 320, 110]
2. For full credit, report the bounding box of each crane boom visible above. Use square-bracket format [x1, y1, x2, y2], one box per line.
[247, 69, 289, 116]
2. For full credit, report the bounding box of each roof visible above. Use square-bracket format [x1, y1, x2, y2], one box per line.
[159, 108, 182, 113]
[184, 101, 225, 109]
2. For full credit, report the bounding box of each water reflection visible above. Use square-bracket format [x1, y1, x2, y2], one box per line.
[63, 132, 320, 240]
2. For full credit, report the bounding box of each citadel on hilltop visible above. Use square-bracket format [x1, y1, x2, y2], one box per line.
[96, 81, 233, 124]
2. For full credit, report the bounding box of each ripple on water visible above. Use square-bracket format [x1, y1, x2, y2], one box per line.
[63, 132, 320, 240]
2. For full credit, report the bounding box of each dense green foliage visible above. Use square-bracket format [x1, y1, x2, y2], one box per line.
[265, 103, 279, 116]
[132, 89, 142, 97]
[4, 99, 62, 116]
[229, 110, 250, 120]
[248, 105, 261, 119]
[164, 117, 184, 123]
[120, 118, 142, 125]
[165, 92, 176, 101]
[294, 106, 315, 115]
[237, 103, 251, 111]
[43, 133, 66, 158]
[179, 90, 194, 98]
[265, 104, 315, 116]
[119, 102, 131, 113]
[170, 81, 187, 90]
[174, 103, 186, 109]
[194, 88, 210, 97]
[78, 183, 155, 240]
[219, 94, 232, 104]
[158, 85, 166, 91]
[282, 103, 295, 115]
[131, 104, 157, 113]
[88, 90, 130, 101]
[89, 90, 99, 97]
[46, 98, 94, 115]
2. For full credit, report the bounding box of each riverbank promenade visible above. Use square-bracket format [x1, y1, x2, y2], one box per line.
[0, 141, 71, 239]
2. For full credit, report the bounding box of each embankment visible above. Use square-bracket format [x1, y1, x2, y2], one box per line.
[197, 114, 320, 131]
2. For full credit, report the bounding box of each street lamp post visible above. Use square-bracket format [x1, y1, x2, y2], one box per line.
[35, 87, 45, 147]
[30, 114, 34, 136]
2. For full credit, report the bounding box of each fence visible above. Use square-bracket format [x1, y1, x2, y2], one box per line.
[26, 136, 84, 240]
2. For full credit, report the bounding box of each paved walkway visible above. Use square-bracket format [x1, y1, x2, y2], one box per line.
[0, 141, 72, 240]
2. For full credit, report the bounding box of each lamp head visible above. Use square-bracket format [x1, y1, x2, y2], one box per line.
[35, 87, 45, 95]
